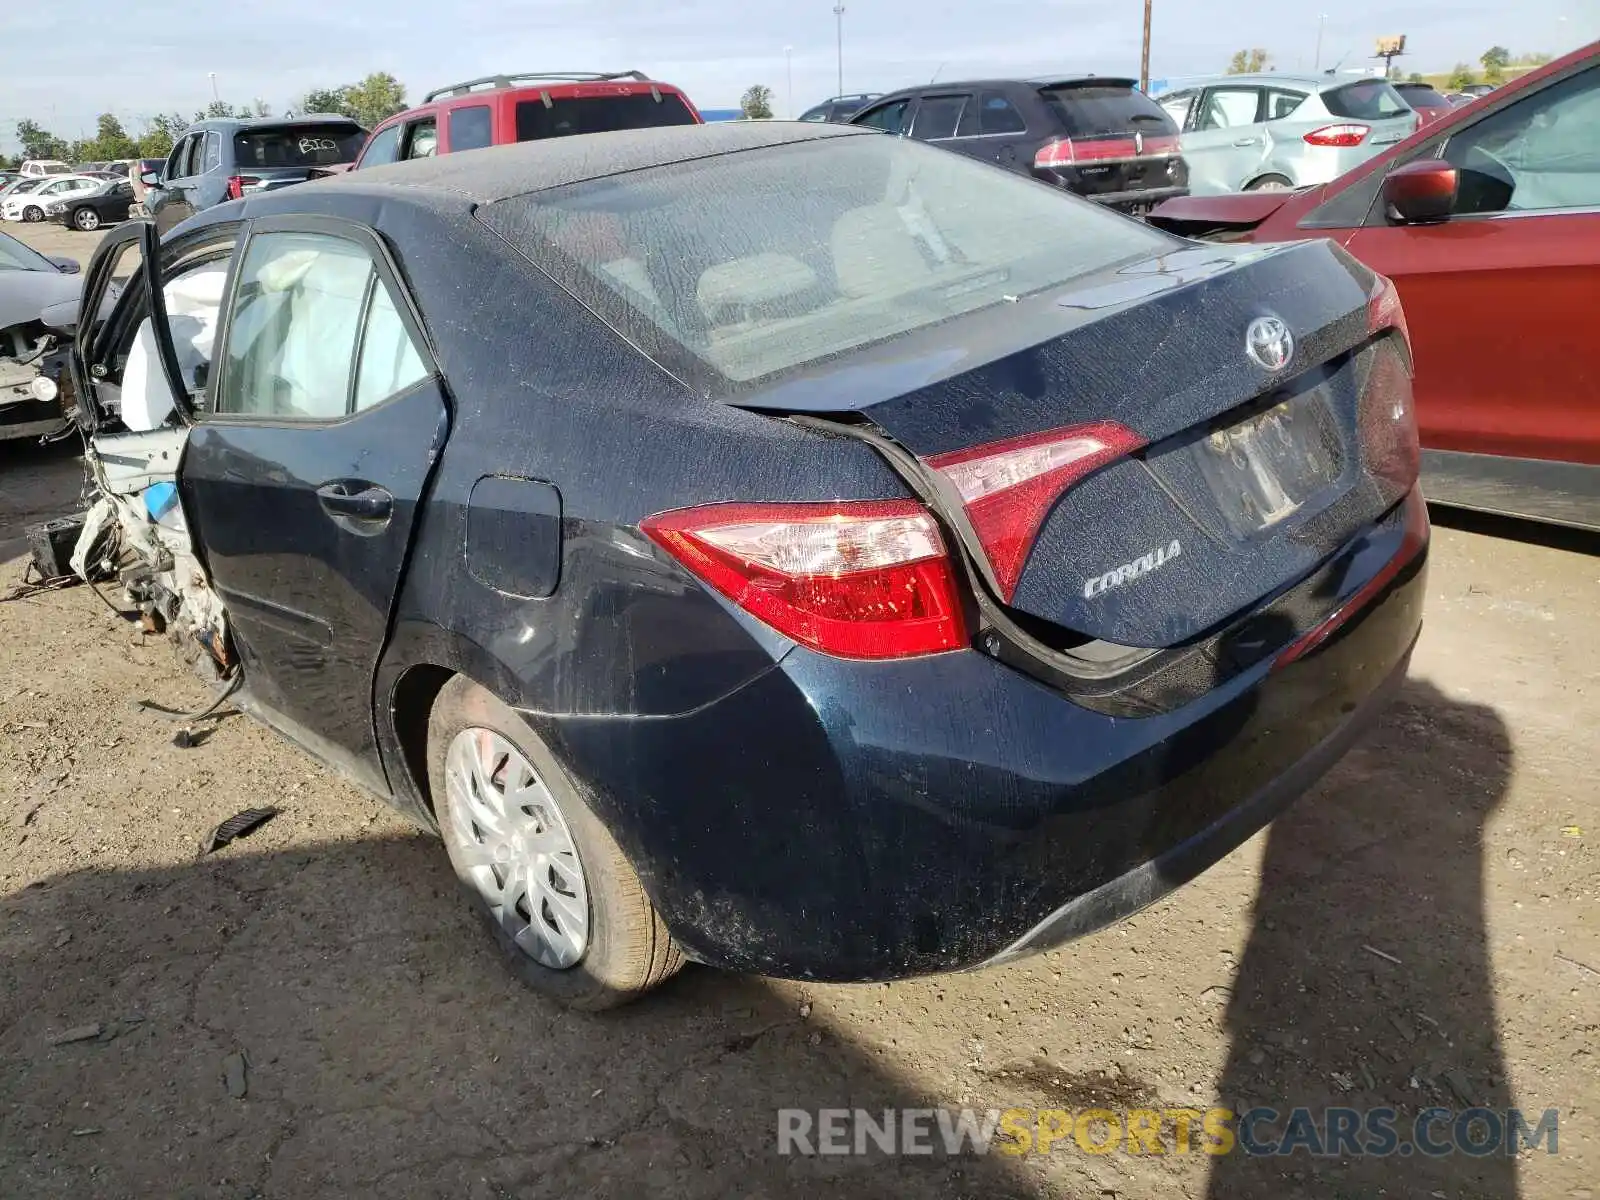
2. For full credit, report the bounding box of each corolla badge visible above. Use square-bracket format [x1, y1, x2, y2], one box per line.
[1083, 540, 1182, 599]
[1245, 315, 1295, 372]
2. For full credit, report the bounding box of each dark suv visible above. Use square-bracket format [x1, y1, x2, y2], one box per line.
[797, 93, 882, 123]
[147, 115, 367, 234]
[849, 76, 1188, 210]
[353, 71, 702, 168]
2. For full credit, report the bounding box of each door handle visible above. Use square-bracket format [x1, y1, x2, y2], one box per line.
[316, 481, 393, 521]
[1232, 137, 1261, 147]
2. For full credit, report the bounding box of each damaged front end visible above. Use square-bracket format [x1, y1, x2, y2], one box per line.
[1, 296, 78, 443]
[69, 220, 236, 685]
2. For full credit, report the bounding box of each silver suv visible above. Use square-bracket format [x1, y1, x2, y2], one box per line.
[1154, 74, 1418, 194]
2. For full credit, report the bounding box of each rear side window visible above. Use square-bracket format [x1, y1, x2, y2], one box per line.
[515, 94, 697, 140]
[957, 90, 1027, 136]
[234, 124, 366, 168]
[202, 132, 222, 173]
[912, 95, 968, 140]
[448, 105, 493, 152]
[483, 134, 1171, 386]
[218, 231, 428, 419]
[1264, 89, 1308, 120]
[1041, 84, 1177, 136]
[1323, 81, 1410, 120]
[403, 119, 438, 160]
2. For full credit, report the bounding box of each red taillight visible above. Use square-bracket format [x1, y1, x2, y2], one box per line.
[225, 175, 260, 200]
[924, 422, 1146, 601]
[1035, 139, 1078, 168]
[1303, 123, 1370, 148]
[1362, 274, 1419, 494]
[640, 500, 967, 660]
[1034, 135, 1178, 170]
[1275, 489, 1427, 668]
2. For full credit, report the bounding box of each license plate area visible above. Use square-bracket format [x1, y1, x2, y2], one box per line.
[1173, 391, 1345, 539]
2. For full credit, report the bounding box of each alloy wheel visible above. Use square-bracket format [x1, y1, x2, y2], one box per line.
[442, 727, 590, 969]
[75, 209, 99, 231]
[23, 207, 41, 223]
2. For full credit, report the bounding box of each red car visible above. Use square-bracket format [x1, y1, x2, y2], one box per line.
[1150, 43, 1600, 532]
[354, 70, 702, 168]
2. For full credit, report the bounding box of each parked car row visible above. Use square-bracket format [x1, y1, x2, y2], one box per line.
[1149, 43, 1600, 532]
[12, 41, 1593, 1016]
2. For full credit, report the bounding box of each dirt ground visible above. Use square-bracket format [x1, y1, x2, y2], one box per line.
[1, 221, 1596, 1199]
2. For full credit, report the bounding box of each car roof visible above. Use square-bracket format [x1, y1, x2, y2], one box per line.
[186, 114, 363, 133]
[1169, 73, 1369, 90]
[875, 75, 1126, 97]
[311, 120, 871, 205]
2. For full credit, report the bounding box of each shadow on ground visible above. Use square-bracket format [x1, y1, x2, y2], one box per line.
[0, 437, 85, 562]
[0, 681, 1518, 1198]
[1207, 676, 1518, 1198]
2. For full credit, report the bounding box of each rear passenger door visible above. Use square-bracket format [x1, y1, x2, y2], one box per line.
[852, 98, 912, 136]
[922, 89, 1033, 172]
[1182, 86, 1266, 193]
[178, 215, 448, 790]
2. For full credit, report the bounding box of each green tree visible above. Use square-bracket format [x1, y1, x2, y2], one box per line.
[135, 113, 188, 159]
[1447, 63, 1477, 90]
[1227, 48, 1270, 74]
[1480, 45, 1511, 84]
[342, 73, 407, 129]
[85, 113, 139, 161]
[740, 85, 775, 120]
[298, 87, 350, 117]
[1407, 71, 1425, 84]
[15, 119, 69, 161]
[1511, 51, 1553, 67]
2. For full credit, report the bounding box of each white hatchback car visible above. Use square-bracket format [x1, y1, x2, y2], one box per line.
[2, 175, 103, 222]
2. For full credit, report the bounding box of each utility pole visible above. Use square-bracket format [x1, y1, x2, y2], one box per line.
[1314, 13, 1328, 71]
[785, 45, 794, 117]
[1139, 0, 1153, 92]
[833, 3, 846, 97]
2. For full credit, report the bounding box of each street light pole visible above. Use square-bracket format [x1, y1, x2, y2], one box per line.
[208, 72, 220, 104]
[785, 45, 794, 117]
[1139, 0, 1153, 93]
[833, 3, 845, 97]
[1314, 14, 1327, 71]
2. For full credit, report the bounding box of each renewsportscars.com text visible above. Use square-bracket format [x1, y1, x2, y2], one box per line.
[777, 1106, 1559, 1158]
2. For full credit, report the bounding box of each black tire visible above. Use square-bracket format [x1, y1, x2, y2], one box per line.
[21, 206, 42, 223]
[426, 676, 684, 1010]
[71, 207, 100, 231]
[1245, 174, 1294, 192]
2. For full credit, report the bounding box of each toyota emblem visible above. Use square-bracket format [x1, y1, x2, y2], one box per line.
[1245, 316, 1294, 372]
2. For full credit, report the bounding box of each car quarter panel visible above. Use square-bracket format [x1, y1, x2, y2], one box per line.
[345, 199, 917, 804]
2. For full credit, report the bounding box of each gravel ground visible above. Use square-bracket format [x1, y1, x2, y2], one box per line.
[1, 221, 1596, 1200]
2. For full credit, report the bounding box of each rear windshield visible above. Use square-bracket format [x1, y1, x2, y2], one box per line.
[1323, 81, 1411, 120]
[515, 94, 698, 141]
[1040, 84, 1176, 136]
[233, 125, 367, 168]
[479, 134, 1171, 386]
[1395, 84, 1449, 108]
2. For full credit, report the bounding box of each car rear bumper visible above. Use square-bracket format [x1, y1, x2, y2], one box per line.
[540, 492, 1428, 981]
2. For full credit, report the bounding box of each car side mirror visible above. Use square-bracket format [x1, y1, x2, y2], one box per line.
[48, 256, 81, 275]
[1382, 160, 1458, 225]
[141, 169, 161, 187]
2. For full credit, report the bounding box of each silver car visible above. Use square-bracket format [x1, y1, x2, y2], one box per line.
[1155, 74, 1418, 194]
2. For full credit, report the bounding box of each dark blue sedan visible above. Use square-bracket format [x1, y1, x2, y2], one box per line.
[71, 121, 1427, 1008]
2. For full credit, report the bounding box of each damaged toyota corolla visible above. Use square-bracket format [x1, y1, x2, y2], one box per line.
[67, 122, 1427, 1009]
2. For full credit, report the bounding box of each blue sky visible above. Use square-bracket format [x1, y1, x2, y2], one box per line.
[2, 0, 1592, 153]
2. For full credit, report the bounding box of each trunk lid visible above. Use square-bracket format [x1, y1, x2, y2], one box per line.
[737, 239, 1414, 649]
